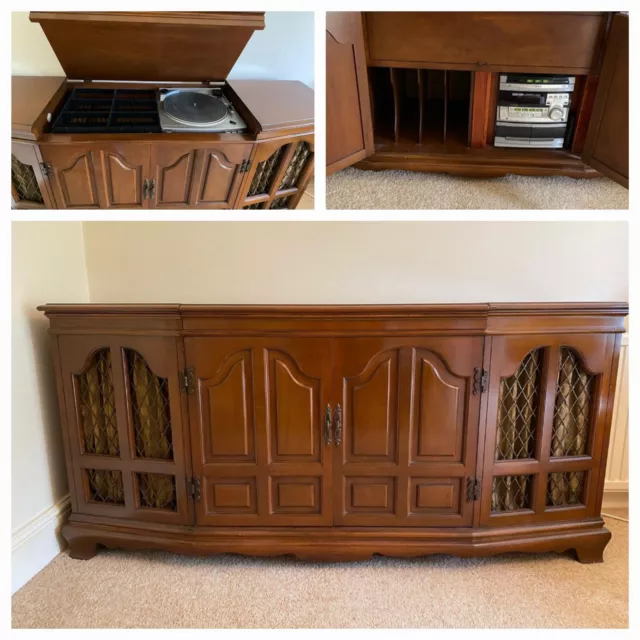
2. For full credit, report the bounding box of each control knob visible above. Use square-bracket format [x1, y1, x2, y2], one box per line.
[548, 106, 564, 121]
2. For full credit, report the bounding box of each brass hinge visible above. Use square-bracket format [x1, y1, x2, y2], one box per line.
[181, 368, 195, 394]
[40, 162, 52, 178]
[187, 476, 201, 501]
[473, 368, 489, 394]
[466, 477, 481, 502]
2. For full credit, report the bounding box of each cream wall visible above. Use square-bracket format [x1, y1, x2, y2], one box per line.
[12, 222, 90, 593]
[11, 12, 64, 76]
[82, 222, 628, 303]
[11, 12, 314, 87]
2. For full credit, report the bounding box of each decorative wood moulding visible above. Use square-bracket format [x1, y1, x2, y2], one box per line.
[38, 303, 628, 336]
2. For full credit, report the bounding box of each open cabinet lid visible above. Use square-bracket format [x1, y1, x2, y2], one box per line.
[29, 11, 265, 83]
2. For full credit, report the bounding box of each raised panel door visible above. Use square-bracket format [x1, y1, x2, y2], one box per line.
[185, 337, 333, 526]
[582, 13, 628, 188]
[56, 335, 191, 524]
[479, 334, 618, 527]
[333, 337, 484, 527]
[92, 144, 151, 208]
[326, 12, 374, 175]
[189, 144, 253, 209]
[149, 144, 197, 208]
[39, 144, 101, 209]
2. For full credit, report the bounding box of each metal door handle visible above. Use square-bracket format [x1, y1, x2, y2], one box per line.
[143, 179, 149, 199]
[149, 178, 156, 200]
[324, 403, 332, 446]
[334, 403, 342, 446]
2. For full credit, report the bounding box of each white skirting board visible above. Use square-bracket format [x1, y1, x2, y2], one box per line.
[603, 335, 629, 510]
[12, 495, 71, 594]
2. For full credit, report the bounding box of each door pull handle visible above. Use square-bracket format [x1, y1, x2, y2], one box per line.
[334, 403, 342, 446]
[324, 403, 332, 446]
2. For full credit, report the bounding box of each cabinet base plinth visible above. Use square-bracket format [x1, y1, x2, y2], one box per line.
[62, 517, 612, 564]
[356, 150, 600, 179]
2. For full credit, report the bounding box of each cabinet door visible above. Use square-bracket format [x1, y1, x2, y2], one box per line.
[333, 337, 484, 527]
[582, 13, 628, 188]
[186, 144, 253, 209]
[237, 137, 314, 210]
[185, 337, 334, 526]
[57, 335, 192, 525]
[479, 334, 618, 527]
[93, 144, 151, 208]
[39, 145, 101, 209]
[326, 12, 374, 175]
[11, 141, 57, 208]
[149, 144, 198, 209]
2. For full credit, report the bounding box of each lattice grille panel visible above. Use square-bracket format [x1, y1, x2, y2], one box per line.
[86, 469, 125, 504]
[125, 350, 173, 460]
[137, 473, 177, 511]
[546, 471, 586, 507]
[12, 155, 44, 204]
[278, 142, 311, 190]
[247, 147, 283, 197]
[495, 349, 542, 460]
[551, 348, 594, 457]
[491, 475, 533, 512]
[269, 196, 291, 210]
[243, 203, 263, 210]
[76, 348, 119, 456]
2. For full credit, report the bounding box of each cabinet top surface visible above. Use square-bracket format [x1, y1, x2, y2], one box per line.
[37, 304, 627, 335]
[227, 80, 314, 133]
[37, 302, 628, 316]
[29, 11, 265, 83]
[12, 75, 66, 139]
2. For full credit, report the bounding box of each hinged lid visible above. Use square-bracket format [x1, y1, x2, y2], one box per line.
[29, 12, 265, 83]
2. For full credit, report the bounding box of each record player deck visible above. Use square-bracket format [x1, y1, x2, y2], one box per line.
[51, 85, 247, 134]
[158, 86, 247, 133]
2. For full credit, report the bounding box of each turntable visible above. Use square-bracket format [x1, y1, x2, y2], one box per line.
[158, 86, 247, 133]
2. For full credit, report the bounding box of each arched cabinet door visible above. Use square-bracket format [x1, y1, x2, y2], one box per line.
[332, 336, 484, 527]
[183, 144, 253, 209]
[184, 336, 334, 526]
[326, 12, 374, 175]
[56, 335, 191, 525]
[479, 334, 619, 527]
[93, 144, 151, 208]
[39, 144, 102, 209]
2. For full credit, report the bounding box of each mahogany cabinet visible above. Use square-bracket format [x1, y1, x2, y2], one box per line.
[39, 303, 627, 564]
[11, 13, 314, 210]
[326, 12, 628, 187]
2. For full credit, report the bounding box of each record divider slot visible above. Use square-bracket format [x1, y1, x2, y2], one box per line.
[417, 69, 424, 145]
[390, 68, 400, 144]
[443, 70, 448, 144]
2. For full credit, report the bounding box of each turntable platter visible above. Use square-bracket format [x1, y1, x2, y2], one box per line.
[162, 91, 228, 126]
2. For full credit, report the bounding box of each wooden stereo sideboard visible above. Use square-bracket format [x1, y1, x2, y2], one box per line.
[11, 12, 314, 210]
[327, 12, 628, 187]
[39, 303, 626, 563]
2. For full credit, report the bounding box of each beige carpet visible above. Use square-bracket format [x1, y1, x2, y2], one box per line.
[326, 168, 628, 209]
[12, 518, 627, 629]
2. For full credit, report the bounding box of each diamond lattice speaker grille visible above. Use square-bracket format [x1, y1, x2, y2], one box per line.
[76, 348, 119, 456]
[12, 155, 44, 204]
[495, 349, 542, 460]
[125, 350, 173, 460]
[491, 475, 533, 512]
[551, 348, 594, 457]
